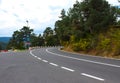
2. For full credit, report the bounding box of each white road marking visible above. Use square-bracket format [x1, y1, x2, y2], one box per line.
[49, 63, 58, 66]
[34, 56, 37, 58]
[30, 51, 34, 56]
[30, 51, 42, 60]
[37, 57, 42, 60]
[46, 49, 120, 68]
[61, 66, 75, 72]
[30, 50, 104, 82]
[81, 73, 104, 81]
[42, 60, 48, 63]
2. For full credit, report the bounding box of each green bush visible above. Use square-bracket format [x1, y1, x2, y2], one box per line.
[110, 28, 120, 55]
[97, 34, 110, 51]
[72, 43, 81, 51]
[72, 39, 90, 51]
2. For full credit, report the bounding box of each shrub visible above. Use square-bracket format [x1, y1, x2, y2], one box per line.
[110, 28, 120, 55]
[97, 34, 110, 51]
[72, 39, 90, 51]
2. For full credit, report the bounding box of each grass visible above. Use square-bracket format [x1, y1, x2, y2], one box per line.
[62, 47, 120, 60]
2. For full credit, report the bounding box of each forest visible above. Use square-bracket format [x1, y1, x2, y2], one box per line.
[7, 0, 120, 58]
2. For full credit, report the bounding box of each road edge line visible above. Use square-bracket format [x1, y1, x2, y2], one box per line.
[46, 48, 120, 68]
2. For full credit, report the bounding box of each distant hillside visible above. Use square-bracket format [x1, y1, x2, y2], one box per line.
[0, 42, 8, 50]
[0, 37, 11, 43]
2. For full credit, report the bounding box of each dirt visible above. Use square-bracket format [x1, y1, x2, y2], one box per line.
[62, 47, 120, 59]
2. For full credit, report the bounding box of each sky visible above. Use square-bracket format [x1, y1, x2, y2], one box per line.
[0, 0, 119, 37]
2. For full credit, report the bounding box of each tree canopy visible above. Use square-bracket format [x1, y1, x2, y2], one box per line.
[55, 0, 117, 43]
[7, 26, 33, 49]
[7, 0, 120, 54]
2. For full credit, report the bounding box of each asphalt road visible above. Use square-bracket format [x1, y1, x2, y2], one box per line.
[0, 47, 120, 83]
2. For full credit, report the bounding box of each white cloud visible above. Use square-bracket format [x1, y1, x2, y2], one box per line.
[0, 0, 119, 37]
[107, 0, 119, 6]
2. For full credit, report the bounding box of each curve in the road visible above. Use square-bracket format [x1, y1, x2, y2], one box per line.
[46, 48, 120, 68]
[30, 49, 105, 82]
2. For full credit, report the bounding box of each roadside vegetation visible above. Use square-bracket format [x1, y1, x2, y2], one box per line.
[7, 26, 60, 50]
[54, 0, 120, 58]
[7, 0, 120, 58]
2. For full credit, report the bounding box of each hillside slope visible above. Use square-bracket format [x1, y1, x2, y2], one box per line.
[64, 27, 120, 59]
[0, 37, 11, 43]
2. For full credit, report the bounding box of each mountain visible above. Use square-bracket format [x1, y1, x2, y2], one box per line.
[0, 37, 11, 43]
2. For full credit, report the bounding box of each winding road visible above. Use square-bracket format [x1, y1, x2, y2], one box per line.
[0, 47, 120, 83]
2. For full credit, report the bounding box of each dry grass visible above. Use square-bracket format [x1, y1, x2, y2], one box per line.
[63, 47, 120, 59]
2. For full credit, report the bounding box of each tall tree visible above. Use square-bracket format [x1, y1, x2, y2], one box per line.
[43, 27, 60, 46]
[37, 34, 45, 46]
[43, 27, 54, 46]
[60, 9, 66, 19]
[55, 9, 72, 45]
[30, 34, 44, 46]
[80, 0, 117, 34]
[54, 0, 118, 49]
[43, 27, 53, 38]
[7, 26, 33, 49]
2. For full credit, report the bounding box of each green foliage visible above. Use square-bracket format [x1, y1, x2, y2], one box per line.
[116, 7, 120, 17]
[80, 0, 116, 34]
[72, 38, 90, 51]
[117, 20, 120, 25]
[7, 26, 33, 49]
[60, 9, 66, 19]
[30, 33, 44, 47]
[55, 9, 72, 44]
[95, 28, 120, 56]
[43, 27, 60, 46]
[37, 34, 45, 46]
[43, 27, 53, 38]
[6, 0, 120, 58]
[110, 28, 120, 55]
[96, 34, 111, 51]
[54, 0, 117, 47]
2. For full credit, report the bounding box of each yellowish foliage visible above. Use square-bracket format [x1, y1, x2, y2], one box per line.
[72, 39, 90, 51]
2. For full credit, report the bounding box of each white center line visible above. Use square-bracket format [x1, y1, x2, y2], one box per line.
[42, 60, 48, 63]
[49, 63, 58, 66]
[81, 73, 104, 81]
[34, 56, 37, 58]
[61, 66, 75, 72]
[37, 57, 42, 60]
